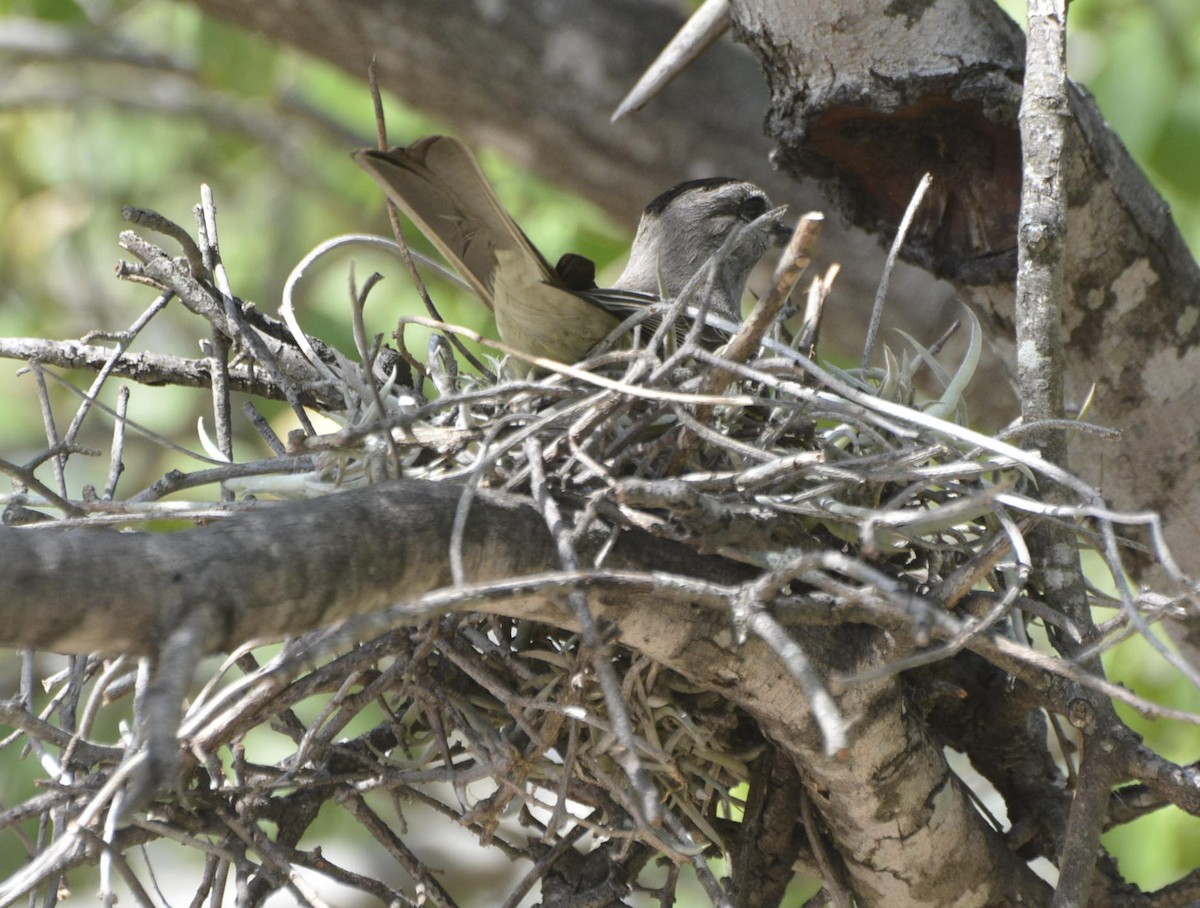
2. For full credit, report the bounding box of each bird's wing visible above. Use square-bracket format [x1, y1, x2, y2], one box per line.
[577, 287, 659, 316]
[353, 136, 557, 311]
[579, 287, 732, 347]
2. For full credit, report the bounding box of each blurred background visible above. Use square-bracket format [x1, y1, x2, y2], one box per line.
[1, 0, 1198, 903]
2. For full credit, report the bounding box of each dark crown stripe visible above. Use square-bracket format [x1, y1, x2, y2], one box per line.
[643, 177, 740, 217]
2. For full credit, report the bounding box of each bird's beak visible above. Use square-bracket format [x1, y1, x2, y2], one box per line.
[769, 206, 793, 247]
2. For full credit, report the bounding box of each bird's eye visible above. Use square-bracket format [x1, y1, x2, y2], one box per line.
[737, 196, 769, 222]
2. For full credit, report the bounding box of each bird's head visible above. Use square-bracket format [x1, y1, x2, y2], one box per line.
[619, 177, 790, 318]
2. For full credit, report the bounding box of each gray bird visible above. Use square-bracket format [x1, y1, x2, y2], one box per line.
[354, 136, 789, 367]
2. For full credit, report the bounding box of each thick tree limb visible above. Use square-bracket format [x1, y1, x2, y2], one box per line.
[0, 481, 748, 656]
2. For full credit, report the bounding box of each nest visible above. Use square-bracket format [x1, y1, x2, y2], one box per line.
[1, 194, 1195, 908]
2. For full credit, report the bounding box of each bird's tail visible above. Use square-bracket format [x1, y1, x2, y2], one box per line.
[354, 136, 555, 311]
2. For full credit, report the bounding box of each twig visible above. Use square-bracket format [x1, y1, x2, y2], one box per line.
[524, 435, 660, 828]
[861, 173, 932, 370]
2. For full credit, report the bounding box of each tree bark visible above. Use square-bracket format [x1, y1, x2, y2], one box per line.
[0, 481, 752, 656]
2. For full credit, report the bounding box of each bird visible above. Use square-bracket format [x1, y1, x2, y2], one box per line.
[353, 135, 790, 368]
